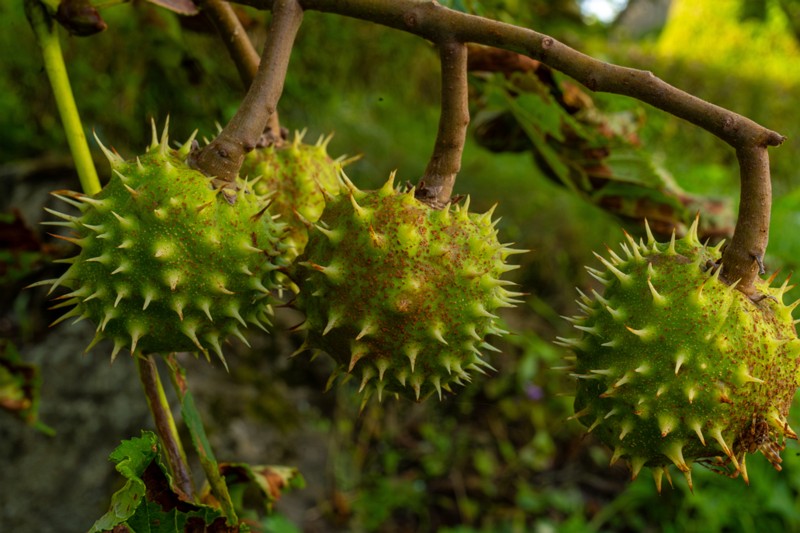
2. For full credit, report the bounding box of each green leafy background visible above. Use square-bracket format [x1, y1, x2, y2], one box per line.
[2, 0, 800, 531]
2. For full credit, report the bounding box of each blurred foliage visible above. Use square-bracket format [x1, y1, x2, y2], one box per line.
[781, 0, 800, 40]
[466, 50, 734, 244]
[326, 324, 593, 532]
[601, 0, 800, 270]
[440, 0, 613, 44]
[0, 339, 51, 434]
[658, 0, 800, 86]
[3, 0, 800, 532]
[626, 0, 800, 195]
[0, 208, 54, 293]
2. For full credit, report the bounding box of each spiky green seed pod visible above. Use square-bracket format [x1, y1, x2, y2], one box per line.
[243, 131, 344, 260]
[559, 219, 800, 490]
[38, 124, 288, 366]
[293, 173, 526, 403]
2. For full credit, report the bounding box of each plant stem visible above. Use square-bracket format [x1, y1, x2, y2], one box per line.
[164, 355, 238, 525]
[417, 40, 469, 209]
[25, 0, 101, 196]
[136, 355, 196, 502]
[190, 0, 303, 182]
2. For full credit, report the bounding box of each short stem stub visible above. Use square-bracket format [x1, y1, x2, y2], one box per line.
[417, 40, 469, 209]
[189, 0, 303, 182]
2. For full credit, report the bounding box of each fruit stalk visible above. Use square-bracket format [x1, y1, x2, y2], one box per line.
[417, 40, 469, 209]
[25, 0, 101, 196]
[136, 356, 195, 501]
[190, 0, 303, 182]
[721, 144, 772, 294]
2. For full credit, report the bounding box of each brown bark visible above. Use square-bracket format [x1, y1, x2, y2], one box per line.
[417, 40, 469, 209]
[189, 0, 303, 183]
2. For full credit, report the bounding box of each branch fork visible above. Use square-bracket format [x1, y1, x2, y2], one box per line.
[213, 0, 784, 293]
[189, 0, 303, 183]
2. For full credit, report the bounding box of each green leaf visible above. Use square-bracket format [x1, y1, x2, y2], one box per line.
[491, 73, 598, 193]
[124, 499, 231, 533]
[109, 431, 160, 476]
[180, 391, 217, 466]
[89, 432, 159, 532]
[89, 431, 238, 533]
[512, 91, 564, 142]
[501, 93, 578, 191]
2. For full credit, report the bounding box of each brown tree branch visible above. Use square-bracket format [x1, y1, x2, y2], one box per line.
[238, 0, 785, 292]
[241, 1, 784, 148]
[200, 0, 284, 141]
[189, 0, 303, 183]
[417, 40, 469, 209]
[201, 0, 259, 86]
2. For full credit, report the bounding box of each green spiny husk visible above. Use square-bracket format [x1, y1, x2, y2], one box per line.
[39, 123, 289, 366]
[293, 173, 526, 403]
[560, 219, 800, 490]
[243, 130, 344, 261]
